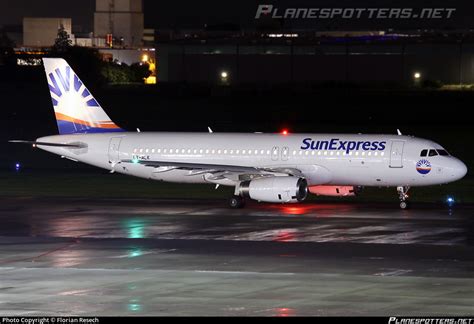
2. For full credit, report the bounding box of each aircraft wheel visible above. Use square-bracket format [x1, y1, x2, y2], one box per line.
[399, 201, 409, 209]
[229, 196, 245, 209]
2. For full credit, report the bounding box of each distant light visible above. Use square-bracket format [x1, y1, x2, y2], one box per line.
[17, 58, 41, 66]
[268, 33, 298, 38]
[414, 72, 421, 79]
[144, 75, 156, 84]
[141, 54, 149, 62]
[15, 162, 20, 171]
[281, 129, 289, 135]
[220, 71, 228, 79]
[446, 196, 455, 207]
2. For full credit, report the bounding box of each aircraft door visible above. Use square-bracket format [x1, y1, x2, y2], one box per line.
[108, 137, 122, 164]
[271, 146, 279, 161]
[389, 141, 404, 168]
[281, 146, 289, 161]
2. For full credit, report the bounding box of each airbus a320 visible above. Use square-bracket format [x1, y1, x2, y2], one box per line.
[11, 58, 468, 209]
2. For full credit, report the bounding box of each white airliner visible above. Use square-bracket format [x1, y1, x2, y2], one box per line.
[11, 58, 468, 209]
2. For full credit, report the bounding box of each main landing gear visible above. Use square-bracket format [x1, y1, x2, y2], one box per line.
[229, 195, 245, 208]
[397, 186, 410, 209]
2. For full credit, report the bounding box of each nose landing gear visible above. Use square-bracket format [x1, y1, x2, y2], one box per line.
[397, 186, 410, 209]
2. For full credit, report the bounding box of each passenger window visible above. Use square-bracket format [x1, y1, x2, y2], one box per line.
[428, 150, 438, 157]
[437, 150, 449, 156]
[420, 149, 428, 157]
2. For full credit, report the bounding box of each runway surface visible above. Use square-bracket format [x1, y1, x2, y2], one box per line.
[0, 197, 473, 316]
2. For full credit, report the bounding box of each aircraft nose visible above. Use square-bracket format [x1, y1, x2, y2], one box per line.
[451, 158, 468, 181]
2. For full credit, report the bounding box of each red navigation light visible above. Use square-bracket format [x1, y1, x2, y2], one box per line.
[281, 129, 288, 135]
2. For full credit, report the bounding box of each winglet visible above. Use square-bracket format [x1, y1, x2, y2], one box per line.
[397, 129, 402, 135]
[208, 127, 213, 133]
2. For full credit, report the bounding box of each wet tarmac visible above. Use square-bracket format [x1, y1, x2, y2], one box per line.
[0, 197, 473, 316]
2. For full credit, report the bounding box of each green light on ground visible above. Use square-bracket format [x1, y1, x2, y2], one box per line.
[124, 219, 145, 239]
[128, 298, 142, 312]
[129, 248, 143, 258]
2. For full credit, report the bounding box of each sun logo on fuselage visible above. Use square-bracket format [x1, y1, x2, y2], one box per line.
[416, 159, 432, 174]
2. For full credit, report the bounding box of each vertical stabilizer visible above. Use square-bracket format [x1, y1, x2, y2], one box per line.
[42, 58, 124, 134]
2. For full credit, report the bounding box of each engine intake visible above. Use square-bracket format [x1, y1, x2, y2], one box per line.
[238, 177, 308, 203]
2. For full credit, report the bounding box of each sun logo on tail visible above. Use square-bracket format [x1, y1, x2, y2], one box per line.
[43, 58, 123, 134]
[48, 66, 100, 108]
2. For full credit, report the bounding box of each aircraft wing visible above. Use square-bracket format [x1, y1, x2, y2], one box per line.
[127, 160, 259, 173]
[121, 159, 304, 179]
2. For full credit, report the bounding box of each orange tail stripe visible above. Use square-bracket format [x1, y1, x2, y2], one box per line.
[55, 112, 121, 129]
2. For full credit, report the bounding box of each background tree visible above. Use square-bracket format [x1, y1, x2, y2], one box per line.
[53, 24, 72, 52]
[130, 63, 151, 82]
[101, 62, 132, 84]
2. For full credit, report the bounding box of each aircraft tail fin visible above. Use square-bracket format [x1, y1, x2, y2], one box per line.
[42, 58, 125, 134]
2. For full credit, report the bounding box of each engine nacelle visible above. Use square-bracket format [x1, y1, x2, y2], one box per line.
[309, 185, 361, 197]
[238, 177, 308, 203]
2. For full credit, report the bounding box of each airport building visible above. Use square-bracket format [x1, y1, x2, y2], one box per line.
[23, 18, 73, 47]
[155, 31, 474, 84]
[94, 0, 144, 48]
[10, 1, 474, 85]
[14, 0, 154, 78]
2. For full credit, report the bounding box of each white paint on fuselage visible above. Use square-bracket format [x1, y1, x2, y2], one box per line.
[36, 132, 467, 188]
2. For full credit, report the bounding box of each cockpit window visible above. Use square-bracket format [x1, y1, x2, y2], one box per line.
[420, 149, 428, 157]
[437, 149, 449, 156]
[428, 149, 438, 157]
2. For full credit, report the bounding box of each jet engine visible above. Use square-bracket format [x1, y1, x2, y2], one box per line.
[309, 185, 361, 197]
[238, 177, 308, 203]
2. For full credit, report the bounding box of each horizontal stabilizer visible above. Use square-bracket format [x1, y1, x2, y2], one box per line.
[9, 140, 87, 148]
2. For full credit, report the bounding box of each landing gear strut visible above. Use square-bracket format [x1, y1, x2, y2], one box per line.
[397, 186, 410, 209]
[229, 195, 245, 208]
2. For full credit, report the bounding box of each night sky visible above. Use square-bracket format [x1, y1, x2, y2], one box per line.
[1, 0, 474, 32]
